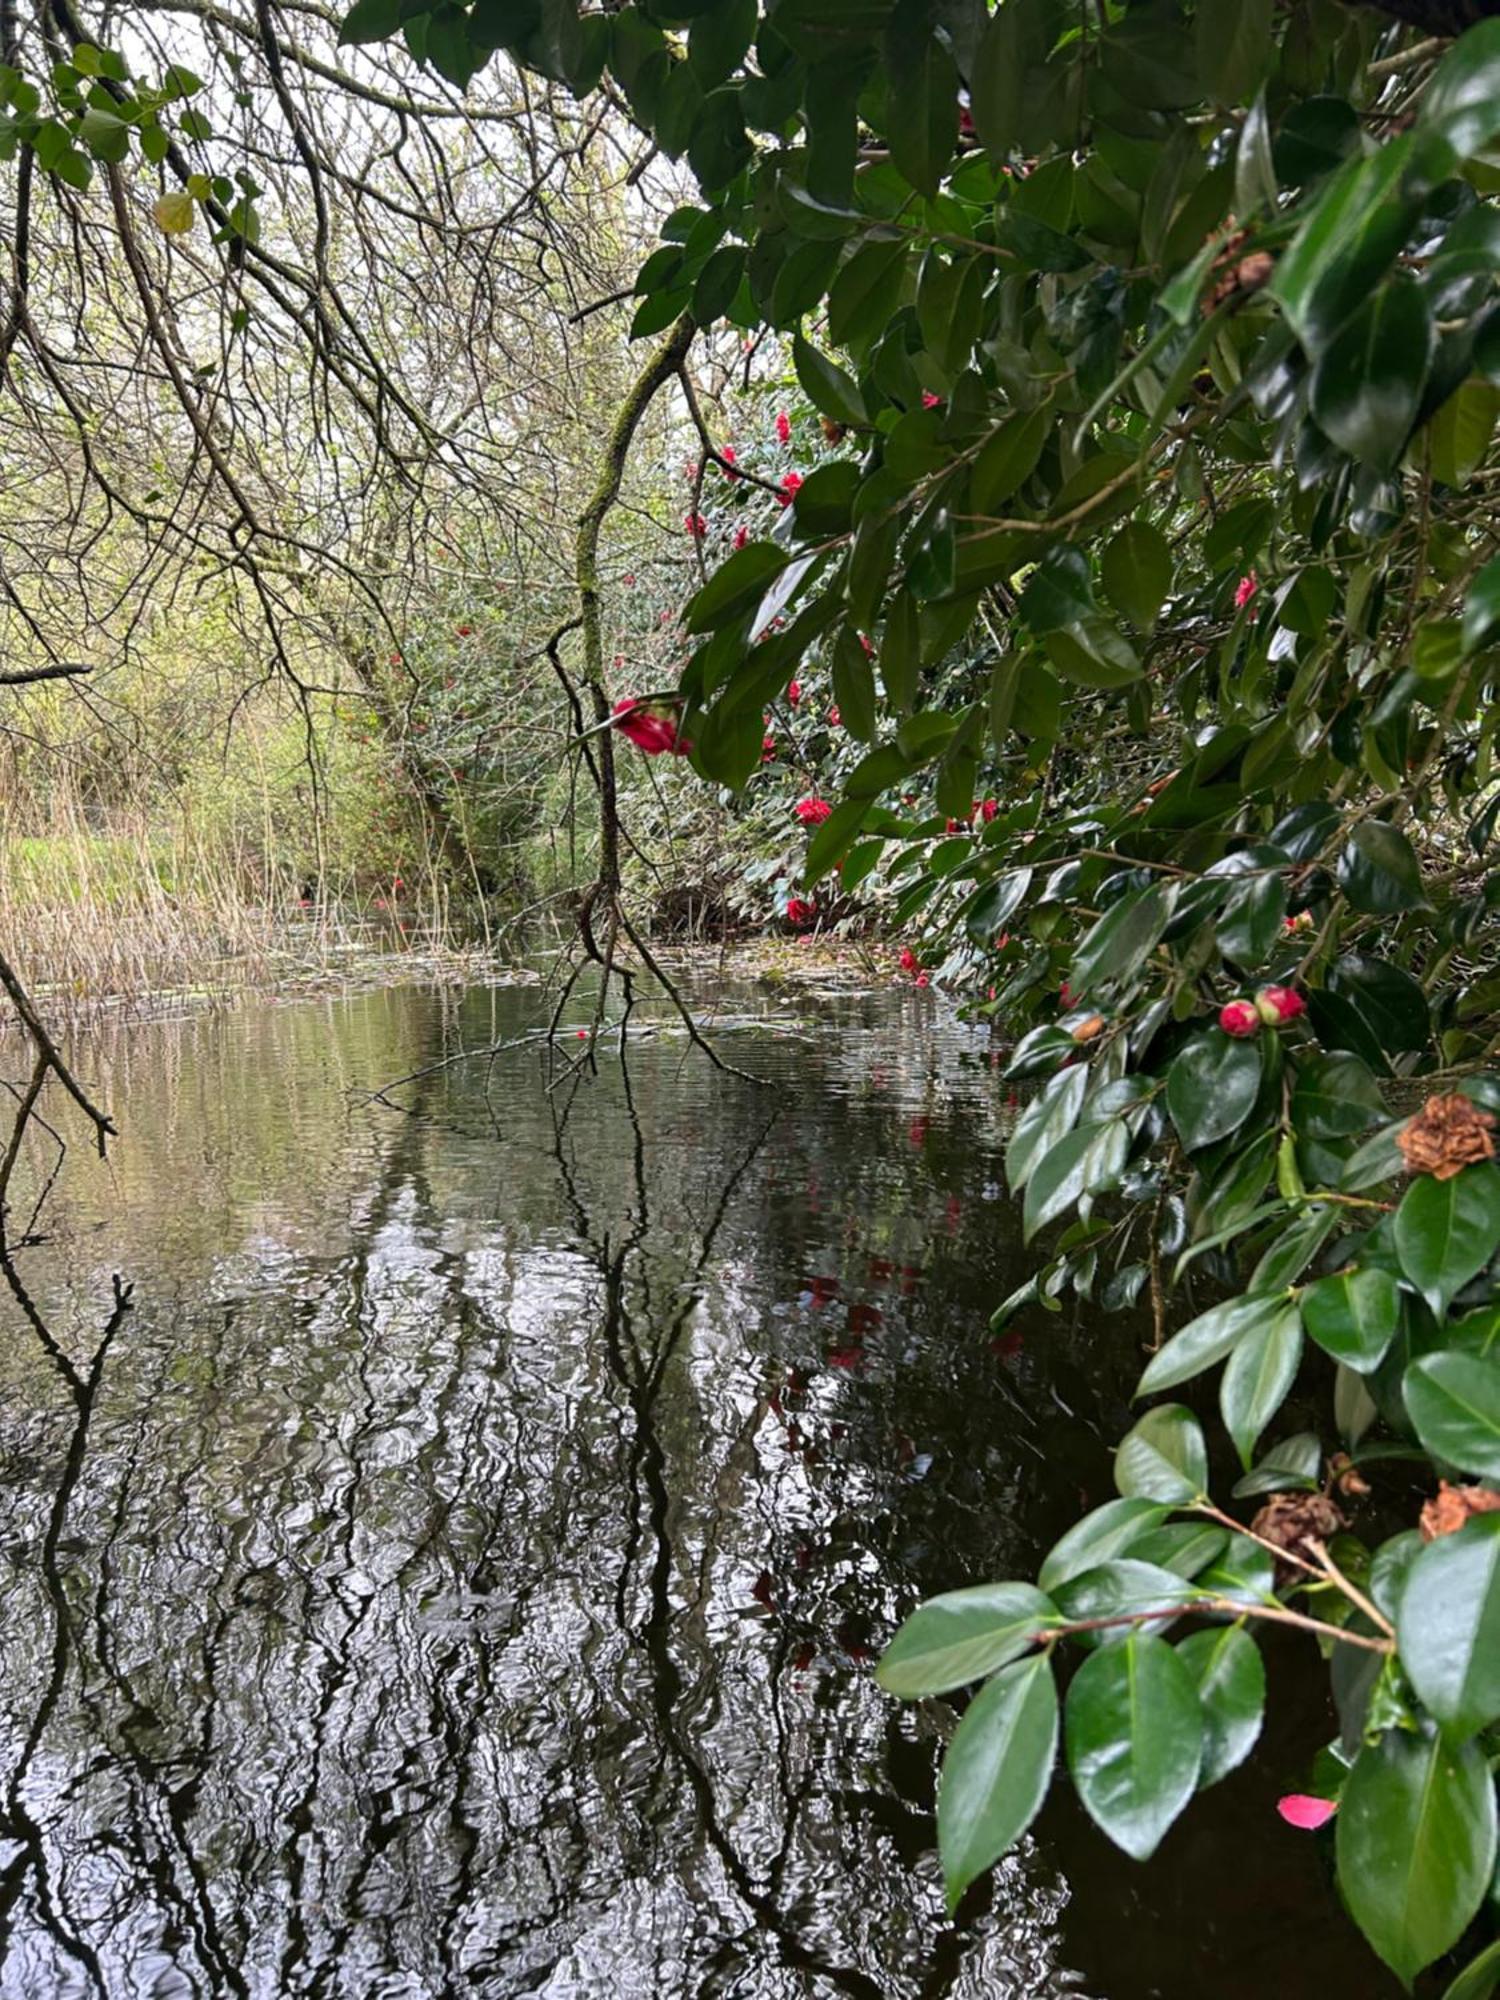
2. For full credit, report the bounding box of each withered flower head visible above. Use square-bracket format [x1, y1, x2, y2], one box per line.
[1249, 1490, 1346, 1578]
[1397, 1094, 1497, 1181]
[1419, 1481, 1500, 1542]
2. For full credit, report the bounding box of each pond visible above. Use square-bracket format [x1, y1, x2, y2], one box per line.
[0, 972, 1401, 1997]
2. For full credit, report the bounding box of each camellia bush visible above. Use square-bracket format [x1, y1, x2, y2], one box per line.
[329, 0, 1500, 1985]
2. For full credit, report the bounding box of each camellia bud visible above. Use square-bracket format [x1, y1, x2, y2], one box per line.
[1255, 985, 1306, 1027]
[1219, 999, 1261, 1038]
[1071, 1014, 1106, 1044]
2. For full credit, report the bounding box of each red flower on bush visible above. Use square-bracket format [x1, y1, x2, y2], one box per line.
[898, 947, 919, 974]
[787, 679, 801, 706]
[922, 390, 942, 409]
[778, 471, 804, 507]
[1235, 571, 1259, 609]
[684, 512, 707, 539]
[721, 445, 738, 479]
[762, 734, 776, 762]
[455, 624, 472, 637]
[776, 410, 791, 445]
[1256, 984, 1306, 1026]
[828, 705, 841, 728]
[795, 796, 833, 825]
[979, 797, 998, 822]
[733, 524, 749, 551]
[785, 897, 816, 927]
[612, 697, 689, 756]
[1220, 999, 1261, 1038]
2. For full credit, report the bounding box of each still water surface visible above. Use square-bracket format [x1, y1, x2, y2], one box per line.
[0, 975, 1400, 1997]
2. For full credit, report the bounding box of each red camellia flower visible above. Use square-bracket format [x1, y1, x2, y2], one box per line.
[776, 410, 792, 445]
[922, 390, 942, 409]
[1059, 981, 1074, 1007]
[785, 897, 816, 927]
[733, 524, 749, 551]
[915, 972, 930, 989]
[1220, 999, 1262, 1038]
[828, 705, 841, 728]
[611, 697, 688, 756]
[787, 679, 801, 706]
[762, 734, 776, 762]
[1256, 984, 1307, 1026]
[684, 511, 707, 538]
[1235, 570, 1259, 609]
[778, 470, 804, 507]
[794, 796, 833, 825]
[721, 445, 738, 479]
[898, 947, 919, 973]
[455, 624, 472, 637]
[980, 797, 998, 822]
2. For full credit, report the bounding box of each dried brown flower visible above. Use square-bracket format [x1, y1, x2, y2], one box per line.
[1397, 1094, 1497, 1181]
[1250, 1490, 1346, 1579]
[1419, 1481, 1500, 1542]
[1328, 1452, 1371, 1499]
[819, 416, 847, 446]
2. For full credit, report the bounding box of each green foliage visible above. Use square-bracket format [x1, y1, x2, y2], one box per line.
[354, 0, 1500, 1977]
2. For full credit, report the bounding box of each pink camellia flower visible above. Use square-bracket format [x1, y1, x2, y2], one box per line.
[1235, 571, 1259, 609]
[1256, 984, 1307, 1026]
[776, 410, 792, 445]
[733, 524, 749, 551]
[922, 390, 942, 409]
[787, 679, 801, 706]
[684, 511, 707, 539]
[779, 470, 804, 507]
[794, 797, 833, 826]
[762, 733, 776, 762]
[1220, 999, 1262, 1038]
[828, 705, 841, 728]
[611, 697, 688, 756]
[1277, 1795, 1337, 1831]
[899, 947, 919, 973]
[915, 972, 930, 989]
[859, 632, 874, 655]
[785, 897, 816, 928]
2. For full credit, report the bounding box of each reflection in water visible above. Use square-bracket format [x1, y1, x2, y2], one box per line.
[0, 980, 1396, 1996]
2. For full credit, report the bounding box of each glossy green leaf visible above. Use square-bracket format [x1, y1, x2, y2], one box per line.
[1100, 521, 1172, 629]
[1337, 821, 1427, 916]
[1406, 1352, 1500, 1477]
[1442, 1938, 1500, 2000]
[1114, 1405, 1208, 1504]
[1398, 1514, 1500, 1739]
[1137, 1291, 1286, 1398]
[1395, 1163, 1500, 1317]
[1412, 19, 1500, 183]
[1269, 136, 1419, 356]
[793, 332, 867, 429]
[1220, 1299, 1302, 1468]
[1006, 1064, 1089, 1193]
[1071, 883, 1174, 999]
[938, 1654, 1058, 1910]
[884, 3, 956, 200]
[681, 541, 790, 634]
[1310, 274, 1433, 474]
[878, 1580, 1058, 1697]
[1300, 1266, 1400, 1373]
[1038, 1499, 1172, 1594]
[1336, 1725, 1497, 1986]
[1065, 1633, 1203, 1861]
[1177, 1625, 1265, 1788]
[1195, 0, 1272, 106]
[1166, 1030, 1262, 1152]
